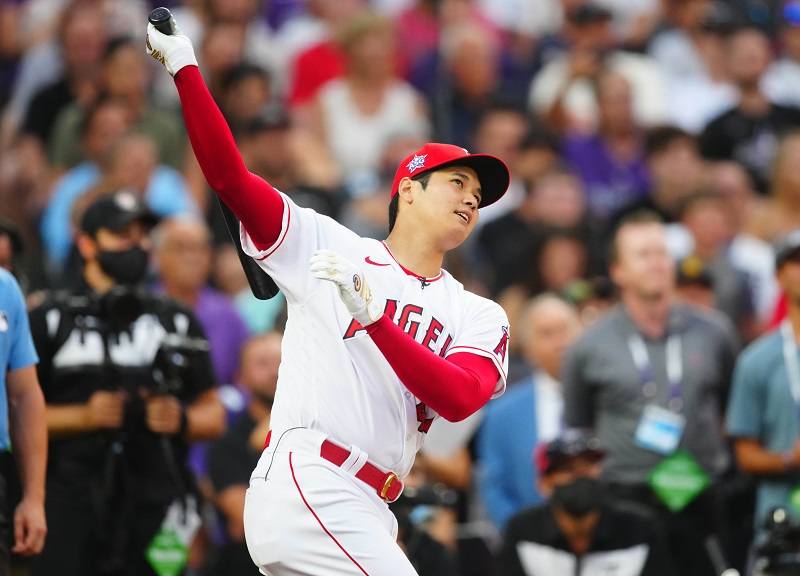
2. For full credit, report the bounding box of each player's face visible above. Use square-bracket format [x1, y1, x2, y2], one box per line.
[411, 166, 482, 249]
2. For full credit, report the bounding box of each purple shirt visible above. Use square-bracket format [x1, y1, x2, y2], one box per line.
[194, 287, 251, 385]
[562, 134, 650, 220]
[155, 284, 250, 385]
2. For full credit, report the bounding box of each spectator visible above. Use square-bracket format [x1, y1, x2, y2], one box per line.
[535, 229, 591, 295]
[212, 244, 286, 335]
[529, 1, 667, 134]
[669, 161, 778, 328]
[206, 332, 281, 576]
[563, 210, 739, 574]
[562, 70, 650, 221]
[2, 0, 108, 148]
[673, 192, 755, 336]
[469, 103, 531, 225]
[237, 109, 341, 222]
[727, 229, 800, 535]
[499, 431, 675, 576]
[19, 3, 105, 149]
[425, 22, 502, 148]
[39, 96, 131, 269]
[749, 132, 800, 243]
[615, 125, 706, 226]
[196, 22, 248, 100]
[285, 0, 366, 112]
[699, 25, 800, 193]
[0, 269, 48, 569]
[763, 0, 800, 109]
[311, 12, 428, 195]
[153, 216, 250, 386]
[649, 0, 738, 134]
[49, 37, 186, 170]
[42, 127, 195, 275]
[219, 63, 273, 136]
[29, 191, 224, 576]
[477, 294, 582, 530]
[477, 168, 590, 296]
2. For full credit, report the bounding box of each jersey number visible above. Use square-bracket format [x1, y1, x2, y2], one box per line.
[416, 402, 433, 433]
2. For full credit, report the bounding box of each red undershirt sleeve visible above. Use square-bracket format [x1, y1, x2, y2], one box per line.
[366, 316, 500, 422]
[174, 65, 282, 250]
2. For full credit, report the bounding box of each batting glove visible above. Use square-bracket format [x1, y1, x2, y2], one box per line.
[145, 20, 197, 77]
[310, 250, 382, 327]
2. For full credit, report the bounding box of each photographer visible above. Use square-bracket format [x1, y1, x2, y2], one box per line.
[28, 191, 225, 576]
[499, 431, 675, 576]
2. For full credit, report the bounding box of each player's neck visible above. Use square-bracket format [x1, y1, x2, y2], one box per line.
[383, 231, 444, 278]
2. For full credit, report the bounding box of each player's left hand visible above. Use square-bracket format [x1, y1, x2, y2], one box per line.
[310, 250, 382, 327]
[12, 497, 46, 556]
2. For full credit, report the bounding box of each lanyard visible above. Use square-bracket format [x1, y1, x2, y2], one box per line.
[781, 320, 800, 406]
[627, 333, 684, 412]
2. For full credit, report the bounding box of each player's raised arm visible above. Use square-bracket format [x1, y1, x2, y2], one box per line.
[145, 22, 281, 251]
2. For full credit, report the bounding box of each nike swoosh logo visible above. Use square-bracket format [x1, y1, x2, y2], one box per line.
[364, 256, 390, 267]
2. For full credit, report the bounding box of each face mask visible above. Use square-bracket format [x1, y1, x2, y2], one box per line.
[97, 246, 149, 286]
[551, 477, 604, 518]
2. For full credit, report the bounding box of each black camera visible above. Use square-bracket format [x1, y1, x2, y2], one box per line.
[151, 333, 209, 396]
[753, 508, 800, 576]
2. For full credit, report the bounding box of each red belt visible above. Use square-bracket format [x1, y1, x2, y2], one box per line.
[264, 430, 403, 502]
[320, 440, 403, 503]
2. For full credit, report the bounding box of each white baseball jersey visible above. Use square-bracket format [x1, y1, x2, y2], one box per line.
[241, 193, 510, 477]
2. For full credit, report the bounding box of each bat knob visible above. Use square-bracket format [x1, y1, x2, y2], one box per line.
[149, 7, 175, 36]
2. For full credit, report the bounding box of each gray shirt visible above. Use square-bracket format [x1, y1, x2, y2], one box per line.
[563, 304, 738, 484]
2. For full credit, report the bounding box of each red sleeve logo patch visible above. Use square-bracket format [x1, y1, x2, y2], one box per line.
[493, 326, 509, 362]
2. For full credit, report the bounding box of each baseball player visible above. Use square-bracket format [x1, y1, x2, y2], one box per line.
[147, 20, 510, 576]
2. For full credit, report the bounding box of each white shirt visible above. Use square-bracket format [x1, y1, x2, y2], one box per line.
[241, 193, 510, 477]
[535, 371, 564, 444]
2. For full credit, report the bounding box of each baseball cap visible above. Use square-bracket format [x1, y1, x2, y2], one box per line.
[391, 143, 510, 208]
[535, 430, 605, 476]
[774, 229, 800, 269]
[80, 190, 158, 236]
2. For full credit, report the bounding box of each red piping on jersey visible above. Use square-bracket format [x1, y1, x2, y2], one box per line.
[256, 195, 291, 261]
[446, 345, 508, 380]
[380, 242, 444, 283]
[289, 452, 370, 576]
[174, 66, 283, 251]
[366, 315, 499, 422]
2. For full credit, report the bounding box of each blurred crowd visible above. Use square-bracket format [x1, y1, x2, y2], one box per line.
[4, 0, 800, 574]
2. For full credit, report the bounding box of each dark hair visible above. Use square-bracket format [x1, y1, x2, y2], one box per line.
[676, 189, 725, 219]
[103, 36, 137, 64]
[608, 209, 664, 264]
[79, 94, 125, 138]
[644, 125, 694, 159]
[388, 172, 431, 233]
[221, 62, 270, 94]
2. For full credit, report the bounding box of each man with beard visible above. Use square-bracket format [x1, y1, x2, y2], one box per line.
[28, 191, 225, 576]
[499, 431, 674, 576]
[206, 332, 282, 576]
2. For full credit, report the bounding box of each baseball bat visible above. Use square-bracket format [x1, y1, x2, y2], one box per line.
[149, 7, 280, 300]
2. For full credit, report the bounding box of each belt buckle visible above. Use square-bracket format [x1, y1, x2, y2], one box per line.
[380, 472, 400, 502]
